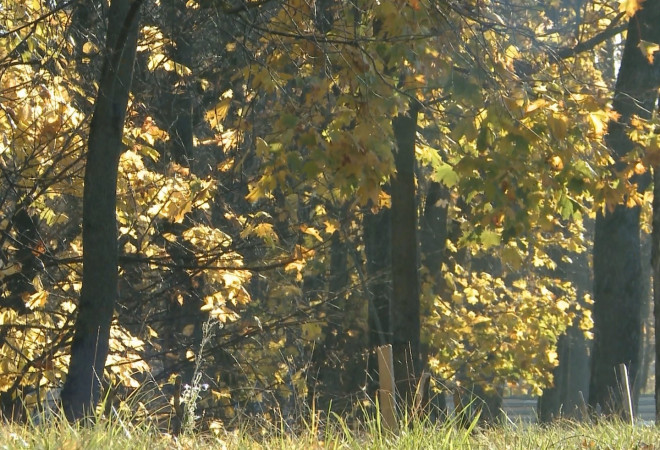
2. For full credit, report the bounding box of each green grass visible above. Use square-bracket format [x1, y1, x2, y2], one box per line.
[1, 408, 659, 449]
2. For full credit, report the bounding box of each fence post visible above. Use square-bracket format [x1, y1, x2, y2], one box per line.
[376, 344, 398, 432]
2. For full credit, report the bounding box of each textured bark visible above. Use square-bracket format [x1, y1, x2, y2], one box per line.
[60, 0, 142, 421]
[589, 0, 660, 417]
[390, 106, 421, 405]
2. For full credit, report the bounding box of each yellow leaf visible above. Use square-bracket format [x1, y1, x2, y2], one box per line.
[206, 98, 231, 129]
[300, 225, 323, 242]
[589, 113, 605, 136]
[211, 389, 232, 400]
[638, 40, 660, 64]
[245, 182, 265, 203]
[548, 114, 568, 140]
[548, 155, 564, 170]
[253, 223, 279, 244]
[25, 290, 48, 309]
[619, 0, 643, 17]
[323, 220, 337, 235]
[82, 41, 97, 55]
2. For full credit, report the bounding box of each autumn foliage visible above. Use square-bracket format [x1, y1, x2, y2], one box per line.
[0, 0, 656, 425]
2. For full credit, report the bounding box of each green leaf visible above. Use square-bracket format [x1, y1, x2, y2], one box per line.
[480, 229, 500, 248]
[432, 162, 459, 188]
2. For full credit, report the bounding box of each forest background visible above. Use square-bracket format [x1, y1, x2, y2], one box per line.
[0, 0, 659, 429]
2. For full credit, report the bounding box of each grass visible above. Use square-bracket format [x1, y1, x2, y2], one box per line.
[1, 405, 659, 449]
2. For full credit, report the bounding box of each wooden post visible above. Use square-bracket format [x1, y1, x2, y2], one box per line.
[376, 344, 398, 432]
[617, 363, 634, 425]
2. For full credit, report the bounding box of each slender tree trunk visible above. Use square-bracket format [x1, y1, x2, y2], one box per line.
[364, 208, 392, 348]
[635, 233, 652, 404]
[390, 105, 421, 406]
[654, 166, 660, 423]
[308, 229, 350, 410]
[420, 181, 448, 276]
[165, 1, 194, 168]
[539, 230, 592, 422]
[420, 180, 449, 415]
[589, 0, 660, 417]
[364, 206, 392, 394]
[60, 0, 142, 421]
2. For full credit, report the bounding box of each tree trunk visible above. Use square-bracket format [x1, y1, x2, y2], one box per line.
[364, 205, 392, 395]
[539, 327, 590, 421]
[165, 1, 194, 168]
[390, 105, 421, 406]
[635, 232, 653, 403]
[420, 180, 449, 415]
[539, 229, 592, 422]
[308, 230, 350, 410]
[654, 166, 660, 423]
[60, 0, 142, 421]
[589, 0, 660, 417]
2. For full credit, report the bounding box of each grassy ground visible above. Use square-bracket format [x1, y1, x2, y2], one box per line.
[1, 410, 659, 449]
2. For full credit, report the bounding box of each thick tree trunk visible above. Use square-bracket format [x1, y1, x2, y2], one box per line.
[589, 0, 660, 417]
[60, 0, 142, 421]
[390, 106, 421, 406]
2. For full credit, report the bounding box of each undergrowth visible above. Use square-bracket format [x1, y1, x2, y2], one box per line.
[1, 402, 659, 449]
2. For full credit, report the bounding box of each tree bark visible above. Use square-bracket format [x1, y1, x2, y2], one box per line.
[390, 105, 421, 406]
[589, 0, 660, 417]
[60, 0, 142, 421]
